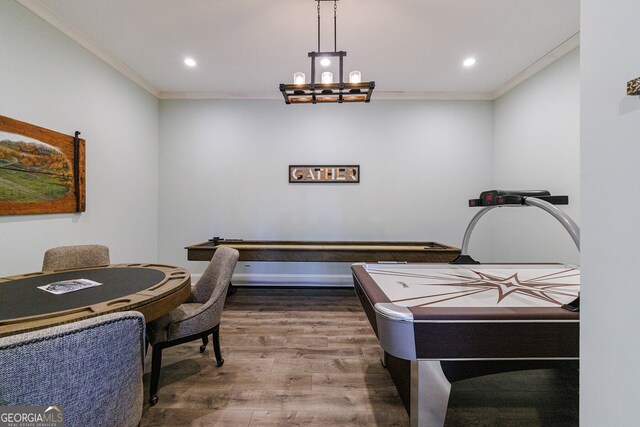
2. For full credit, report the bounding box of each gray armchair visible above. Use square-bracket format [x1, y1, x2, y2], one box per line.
[42, 244, 110, 270]
[0, 311, 145, 427]
[146, 246, 239, 405]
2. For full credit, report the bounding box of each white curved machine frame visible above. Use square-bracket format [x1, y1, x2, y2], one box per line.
[454, 190, 580, 264]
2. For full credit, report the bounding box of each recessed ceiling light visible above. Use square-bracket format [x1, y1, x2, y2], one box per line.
[184, 57, 197, 67]
[320, 58, 331, 67]
[463, 57, 476, 67]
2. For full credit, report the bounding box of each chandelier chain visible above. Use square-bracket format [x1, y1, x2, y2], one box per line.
[334, 0, 337, 52]
[316, 0, 339, 53]
[317, 0, 321, 52]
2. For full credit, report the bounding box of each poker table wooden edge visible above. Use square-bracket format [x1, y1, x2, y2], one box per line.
[0, 263, 191, 338]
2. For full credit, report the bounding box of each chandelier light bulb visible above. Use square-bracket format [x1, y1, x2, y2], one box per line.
[293, 72, 306, 85]
[349, 71, 362, 83]
[321, 72, 334, 84]
[320, 58, 331, 67]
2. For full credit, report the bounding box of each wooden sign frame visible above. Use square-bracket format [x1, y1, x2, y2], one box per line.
[289, 165, 360, 184]
[0, 115, 85, 215]
[628, 76, 640, 95]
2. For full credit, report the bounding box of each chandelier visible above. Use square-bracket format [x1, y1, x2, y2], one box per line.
[279, 0, 375, 104]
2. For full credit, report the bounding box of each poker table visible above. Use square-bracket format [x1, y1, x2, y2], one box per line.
[186, 239, 460, 263]
[352, 262, 580, 427]
[0, 263, 191, 337]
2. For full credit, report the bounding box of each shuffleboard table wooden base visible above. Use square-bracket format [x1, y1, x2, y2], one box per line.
[186, 239, 460, 263]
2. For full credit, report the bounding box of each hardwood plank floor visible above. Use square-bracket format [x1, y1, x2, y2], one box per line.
[141, 288, 578, 426]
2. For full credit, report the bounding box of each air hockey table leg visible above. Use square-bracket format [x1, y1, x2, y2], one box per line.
[410, 360, 451, 427]
[380, 348, 387, 367]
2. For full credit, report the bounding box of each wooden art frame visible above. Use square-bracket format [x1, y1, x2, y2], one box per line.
[628, 76, 640, 96]
[0, 115, 85, 215]
[289, 165, 360, 184]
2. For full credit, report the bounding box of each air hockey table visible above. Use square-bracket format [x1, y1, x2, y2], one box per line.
[352, 190, 581, 427]
[352, 262, 579, 426]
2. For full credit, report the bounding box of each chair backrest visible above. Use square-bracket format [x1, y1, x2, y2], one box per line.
[191, 246, 240, 304]
[0, 311, 145, 427]
[42, 244, 110, 271]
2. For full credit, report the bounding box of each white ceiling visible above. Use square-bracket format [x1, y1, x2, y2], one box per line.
[19, 0, 580, 100]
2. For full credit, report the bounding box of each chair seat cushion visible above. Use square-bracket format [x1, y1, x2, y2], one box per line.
[146, 303, 202, 344]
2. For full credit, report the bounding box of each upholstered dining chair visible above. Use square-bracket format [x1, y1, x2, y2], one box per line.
[146, 246, 239, 406]
[42, 244, 111, 270]
[0, 311, 145, 427]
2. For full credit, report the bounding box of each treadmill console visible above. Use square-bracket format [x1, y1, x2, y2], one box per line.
[469, 190, 568, 207]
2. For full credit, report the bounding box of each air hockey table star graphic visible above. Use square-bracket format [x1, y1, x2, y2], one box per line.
[370, 267, 579, 307]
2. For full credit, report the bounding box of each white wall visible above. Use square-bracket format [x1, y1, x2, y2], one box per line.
[0, 1, 160, 276]
[158, 100, 494, 280]
[581, 1, 640, 424]
[490, 49, 580, 265]
[157, 53, 582, 281]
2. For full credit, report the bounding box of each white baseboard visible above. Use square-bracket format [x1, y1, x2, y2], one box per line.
[190, 273, 353, 287]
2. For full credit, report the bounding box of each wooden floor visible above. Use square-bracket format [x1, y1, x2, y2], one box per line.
[140, 288, 578, 427]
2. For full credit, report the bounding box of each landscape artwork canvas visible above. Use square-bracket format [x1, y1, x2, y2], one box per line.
[0, 115, 85, 215]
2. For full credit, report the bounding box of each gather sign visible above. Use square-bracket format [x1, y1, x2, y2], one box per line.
[289, 165, 360, 184]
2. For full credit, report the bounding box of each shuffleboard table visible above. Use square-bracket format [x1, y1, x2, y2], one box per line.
[186, 239, 460, 263]
[352, 262, 580, 427]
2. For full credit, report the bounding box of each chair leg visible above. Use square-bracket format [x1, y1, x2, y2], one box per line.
[212, 327, 224, 367]
[149, 345, 163, 406]
[226, 282, 237, 296]
[200, 334, 209, 353]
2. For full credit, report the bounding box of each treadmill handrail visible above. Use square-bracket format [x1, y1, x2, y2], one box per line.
[460, 196, 580, 257]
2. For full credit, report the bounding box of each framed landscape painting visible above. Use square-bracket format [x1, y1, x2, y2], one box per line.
[0, 115, 85, 215]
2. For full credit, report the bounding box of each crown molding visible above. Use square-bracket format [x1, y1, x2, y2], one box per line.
[372, 91, 494, 101]
[159, 90, 494, 101]
[159, 91, 282, 100]
[17, 0, 160, 98]
[492, 32, 580, 99]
